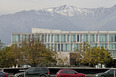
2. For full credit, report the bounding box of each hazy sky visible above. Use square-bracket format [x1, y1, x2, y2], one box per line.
[0, 0, 116, 14]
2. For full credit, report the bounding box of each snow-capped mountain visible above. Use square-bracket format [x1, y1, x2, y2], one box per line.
[0, 5, 116, 44]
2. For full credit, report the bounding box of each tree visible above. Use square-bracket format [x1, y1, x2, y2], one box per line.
[73, 42, 113, 67]
[21, 40, 56, 67]
[0, 44, 22, 68]
[0, 40, 4, 50]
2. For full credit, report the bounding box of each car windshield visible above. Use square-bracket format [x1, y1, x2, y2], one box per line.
[105, 69, 113, 74]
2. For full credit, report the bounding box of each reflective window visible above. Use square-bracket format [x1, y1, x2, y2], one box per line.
[99, 34, 107, 42]
[109, 34, 116, 42]
[64, 44, 70, 51]
[80, 34, 82, 42]
[48, 34, 50, 42]
[109, 44, 116, 50]
[71, 34, 76, 42]
[35, 34, 40, 41]
[67, 35, 70, 42]
[71, 44, 73, 51]
[96, 34, 98, 42]
[45, 34, 47, 42]
[61, 34, 66, 42]
[90, 44, 98, 47]
[90, 34, 95, 42]
[84, 34, 88, 42]
[55, 34, 60, 42]
[51, 34, 54, 42]
[12, 34, 20, 42]
[46, 44, 50, 49]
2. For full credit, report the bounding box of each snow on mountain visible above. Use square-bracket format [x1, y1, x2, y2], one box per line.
[41, 5, 95, 16]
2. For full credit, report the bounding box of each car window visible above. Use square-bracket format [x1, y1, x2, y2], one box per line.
[108, 70, 114, 74]
[34, 68, 41, 72]
[41, 68, 48, 72]
[68, 70, 76, 74]
[60, 70, 67, 73]
[27, 68, 35, 73]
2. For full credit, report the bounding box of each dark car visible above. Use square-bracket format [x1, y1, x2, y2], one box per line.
[56, 69, 86, 77]
[95, 69, 116, 77]
[0, 71, 8, 77]
[15, 67, 50, 77]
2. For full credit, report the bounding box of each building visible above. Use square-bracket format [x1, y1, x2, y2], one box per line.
[11, 28, 116, 65]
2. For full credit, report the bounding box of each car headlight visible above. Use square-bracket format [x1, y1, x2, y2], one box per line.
[95, 74, 98, 77]
[14, 74, 18, 77]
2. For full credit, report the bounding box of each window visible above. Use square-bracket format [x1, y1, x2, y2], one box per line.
[34, 68, 41, 72]
[109, 44, 116, 50]
[58, 44, 60, 51]
[71, 34, 76, 42]
[80, 34, 82, 42]
[96, 34, 98, 42]
[90, 34, 95, 42]
[51, 34, 54, 42]
[45, 34, 47, 42]
[77, 35, 79, 42]
[55, 34, 60, 42]
[71, 44, 73, 51]
[105, 70, 114, 75]
[109, 34, 116, 42]
[12, 34, 20, 42]
[90, 44, 98, 47]
[27, 68, 35, 73]
[84, 34, 88, 42]
[48, 34, 50, 42]
[68, 70, 76, 74]
[61, 34, 66, 42]
[99, 34, 107, 42]
[67, 35, 70, 42]
[61, 44, 63, 51]
[60, 70, 67, 73]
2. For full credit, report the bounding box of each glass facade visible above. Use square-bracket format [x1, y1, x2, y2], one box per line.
[99, 34, 107, 42]
[109, 34, 116, 42]
[11, 31, 116, 58]
[84, 34, 88, 42]
[90, 34, 95, 42]
[12, 34, 20, 42]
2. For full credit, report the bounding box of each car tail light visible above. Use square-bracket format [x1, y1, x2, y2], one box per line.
[48, 72, 50, 75]
[5, 74, 7, 77]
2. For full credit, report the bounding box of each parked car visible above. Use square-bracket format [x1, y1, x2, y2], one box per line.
[0, 71, 8, 77]
[56, 69, 86, 77]
[15, 67, 50, 77]
[95, 69, 116, 77]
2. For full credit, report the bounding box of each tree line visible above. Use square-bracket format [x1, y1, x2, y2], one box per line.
[71, 42, 113, 67]
[0, 40, 114, 68]
[0, 40, 57, 67]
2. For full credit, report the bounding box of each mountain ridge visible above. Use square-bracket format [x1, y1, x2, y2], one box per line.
[0, 5, 116, 44]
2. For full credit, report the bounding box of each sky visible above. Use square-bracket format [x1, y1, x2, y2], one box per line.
[0, 0, 116, 15]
